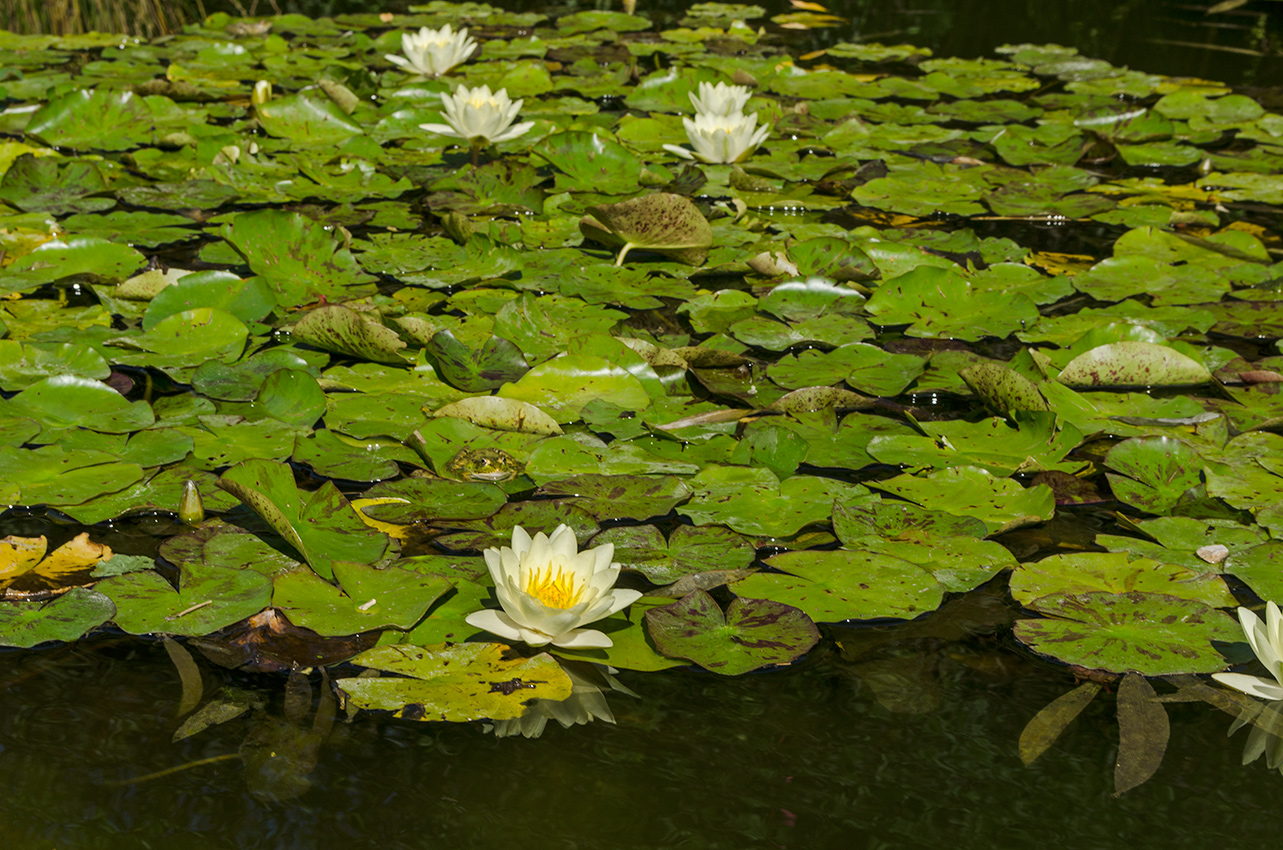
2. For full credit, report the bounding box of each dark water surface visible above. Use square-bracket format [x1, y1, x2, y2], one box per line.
[210, 0, 1283, 87]
[0, 620, 1276, 850]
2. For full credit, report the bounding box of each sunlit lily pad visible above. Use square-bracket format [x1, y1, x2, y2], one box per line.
[1011, 552, 1234, 608]
[734, 549, 943, 622]
[868, 466, 1055, 535]
[273, 561, 453, 637]
[1014, 591, 1240, 676]
[338, 643, 573, 721]
[101, 562, 273, 637]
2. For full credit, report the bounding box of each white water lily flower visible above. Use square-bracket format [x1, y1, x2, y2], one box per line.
[418, 84, 535, 146]
[1213, 602, 1283, 700]
[688, 81, 753, 117]
[663, 110, 771, 164]
[385, 24, 477, 78]
[465, 524, 642, 649]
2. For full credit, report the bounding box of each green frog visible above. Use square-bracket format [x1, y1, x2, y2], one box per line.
[444, 448, 524, 482]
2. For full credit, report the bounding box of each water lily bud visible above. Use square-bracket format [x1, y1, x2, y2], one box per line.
[179, 480, 205, 526]
[252, 79, 272, 105]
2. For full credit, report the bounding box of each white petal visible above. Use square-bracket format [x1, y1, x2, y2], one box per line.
[465, 608, 523, 642]
[551, 628, 613, 649]
[1213, 672, 1283, 701]
[419, 122, 463, 139]
[662, 143, 696, 160]
[605, 588, 643, 615]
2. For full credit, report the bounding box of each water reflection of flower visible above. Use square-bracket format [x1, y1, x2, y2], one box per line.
[465, 524, 641, 649]
[385, 24, 477, 78]
[418, 84, 535, 147]
[489, 662, 636, 739]
[1213, 602, 1283, 701]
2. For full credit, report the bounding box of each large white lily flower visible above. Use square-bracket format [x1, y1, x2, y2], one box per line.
[663, 110, 771, 164]
[465, 525, 642, 649]
[385, 24, 477, 78]
[1214, 602, 1283, 700]
[688, 81, 753, 117]
[418, 84, 535, 146]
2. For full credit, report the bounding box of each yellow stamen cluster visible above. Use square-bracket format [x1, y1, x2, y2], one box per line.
[524, 564, 583, 609]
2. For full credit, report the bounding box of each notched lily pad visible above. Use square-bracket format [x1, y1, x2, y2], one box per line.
[645, 589, 820, 675]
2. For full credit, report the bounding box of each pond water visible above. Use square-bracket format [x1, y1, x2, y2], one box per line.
[6, 0, 1283, 846]
[1, 623, 1278, 850]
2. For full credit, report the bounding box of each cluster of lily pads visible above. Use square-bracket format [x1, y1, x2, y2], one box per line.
[5, 1, 1283, 746]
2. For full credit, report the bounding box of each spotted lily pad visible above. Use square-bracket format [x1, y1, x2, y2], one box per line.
[0, 587, 116, 648]
[1013, 591, 1240, 676]
[1104, 436, 1205, 514]
[1057, 342, 1212, 387]
[100, 561, 273, 637]
[1011, 552, 1234, 608]
[338, 643, 573, 721]
[868, 465, 1056, 535]
[645, 589, 819, 675]
[589, 524, 754, 584]
[580, 192, 713, 266]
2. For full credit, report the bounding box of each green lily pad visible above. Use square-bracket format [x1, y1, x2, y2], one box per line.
[1014, 591, 1240, 676]
[0, 341, 110, 392]
[524, 435, 700, 484]
[142, 271, 276, 332]
[425, 331, 530, 393]
[0, 155, 114, 215]
[256, 94, 363, 144]
[220, 210, 378, 308]
[1057, 342, 1212, 387]
[217, 459, 390, 581]
[868, 465, 1056, 535]
[101, 561, 273, 637]
[272, 561, 453, 637]
[1104, 436, 1205, 514]
[0, 587, 115, 648]
[433, 396, 562, 436]
[734, 549, 944, 622]
[864, 266, 1040, 341]
[678, 467, 865, 537]
[498, 354, 651, 420]
[589, 524, 754, 584]
[338, 643, 573, 721]
[360, 477, 508, 524]
[0, 444, 144, 507]
[3, 236, 147, 293]
[25, 88, 154, 151]
[290, 305, 408, 364]
[1011, 552, 1234, 608]
[867, 412, 1083, 477]
[536, 130, 643, 194]
[256, 369, 327, 428]
[293, 430, 416, 483]
[535, 474, 693, 521]
[645, 589, 819, 675]
[2, 375, 152, 433]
